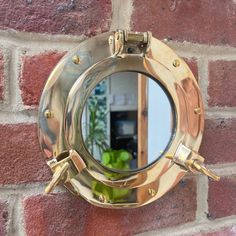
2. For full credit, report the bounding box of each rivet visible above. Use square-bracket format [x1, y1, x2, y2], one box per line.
[148, 188, 156, 197]
[98, 194, 107, 203]
[72, 55, 80, 64]
[194, 107, 201, 115]
[173, 59, 180, 67]
[44, 110, 54, 119]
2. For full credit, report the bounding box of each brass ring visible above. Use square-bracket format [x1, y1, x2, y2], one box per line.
[38, 31, 204, 208]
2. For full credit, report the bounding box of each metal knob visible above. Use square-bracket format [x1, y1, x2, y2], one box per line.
[186, 159, 220, 181]
[166, 149, 220, 181]
[45, 162, 69, 194]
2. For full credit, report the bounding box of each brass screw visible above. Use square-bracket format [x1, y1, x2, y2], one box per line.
[194, 107, 201, 115]
[98, 194, 107, 203]
[148, 188, 156, 197]
[165, 154, 173, 160]
[173, 59, 180, 67]
[108, 36, 113, 44]
[44, 109, 54, 119]
[72, 55, 80, 64]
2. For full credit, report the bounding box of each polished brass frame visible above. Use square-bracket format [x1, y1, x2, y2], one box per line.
[38, 30, 219, 208]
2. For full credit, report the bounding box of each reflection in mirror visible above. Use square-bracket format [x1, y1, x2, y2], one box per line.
[82, 72, 174, 172]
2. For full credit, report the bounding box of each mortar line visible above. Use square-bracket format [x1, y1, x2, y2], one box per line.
[0, 29, 85, 50]
[0, 48, 10, 106]
[164, 41, 236, 59]
[208, 163, 236, 176]
[8, 48, 23, 111]
[137, 215, 236, 236]
[1, 37, 236, 60]
[6, 195, 16, 236]
[1, 108, 236, 125]
[0, 182, 66, 198]
[195, 175, 209, 223]
[110, 0, 133, 31]
[0, 27, 236, 58]
[205, 109, 236, 119]
[0, 110, 37, 124]
[198, 57, 209, 109]
[6, 195, 25, 236]
[14, 196, 25, 236]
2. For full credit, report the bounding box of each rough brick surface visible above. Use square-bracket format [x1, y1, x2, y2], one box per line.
[185, 58, 198, 80]
[0, 201, 8, 236]
[0, 52, 4, 101]
[131, 0, 236, 47]
[0, 0, 112, 36]
[200, 119, 236, 164]
[192, 225, 236, 236]
[0, 124, 50, 184]
[24, 179, 196, 236]
[208, 177, 236, 219]
[208, 60, 236, 107]
[20, 51, 64, 106]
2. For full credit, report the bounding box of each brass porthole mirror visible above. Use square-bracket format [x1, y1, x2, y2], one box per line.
[38, 30, 219, 208]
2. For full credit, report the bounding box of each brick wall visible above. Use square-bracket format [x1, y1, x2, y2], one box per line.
[0, 0, 235, 235]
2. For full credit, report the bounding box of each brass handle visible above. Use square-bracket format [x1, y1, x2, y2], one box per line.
[186, 160, 220, 181]
[166, 150, 220, 181]
[45, 162, 69, 194]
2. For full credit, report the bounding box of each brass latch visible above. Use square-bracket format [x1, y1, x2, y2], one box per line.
[45, 150, 86, 194]
[166, 144, 220, 181]
[109, 30, 152, 56]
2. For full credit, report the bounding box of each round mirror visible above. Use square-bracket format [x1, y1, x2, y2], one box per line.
[82, 72, 175, 171]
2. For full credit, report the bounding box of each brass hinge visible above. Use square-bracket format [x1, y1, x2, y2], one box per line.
[166, 143, 220, 181]
[45, 149, 86, 194]
[109, 30, 152, 57]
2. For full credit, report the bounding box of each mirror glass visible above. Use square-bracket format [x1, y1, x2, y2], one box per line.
[82, 72, 175, 171]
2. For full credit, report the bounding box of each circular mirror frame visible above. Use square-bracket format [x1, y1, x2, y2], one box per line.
[80, 71, 176, 172]
[38, 31, 204, 208]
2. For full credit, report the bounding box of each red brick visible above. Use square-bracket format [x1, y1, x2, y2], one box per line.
[0, 51, 4, 101]
[185, 58, 198, 80]
[0, 201, 8, 236]
[208, 176, 236, 219]
[0, 0, 111, 36]
[0, 124, 50, 184]
[208, 60, 236, 107]
[192, 225, 236, 236]
[200, 119, 236, 164]
[24, 179, 196, 236]
[131, 0, 236, 47]
[20, 51, 65, 106]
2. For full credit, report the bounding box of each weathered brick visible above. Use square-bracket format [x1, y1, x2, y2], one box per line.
[24, 179, 196, 236]
[200, 119, 236, 164]
[0, 0, 111, 36]
[0, 201, 8, 236]
[0, 51, 4, 101]
[208, 176, 236, 219]
[192, 225, 236, 236]
[0, 124, 50, 184]
[185, 58, 198, 80]
[208, 60, 236, 107]
[20, 51, 64, 106]
[131, 0, 236, 47]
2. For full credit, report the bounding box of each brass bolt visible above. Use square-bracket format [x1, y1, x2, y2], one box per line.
[194, 107, 201, 115]
[44, 110, 54, 119]
[98, 194, 107, 203]
[173, 59, 180, 67]
[148, 188, 156, 197]
[72, 55, 80, 64]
